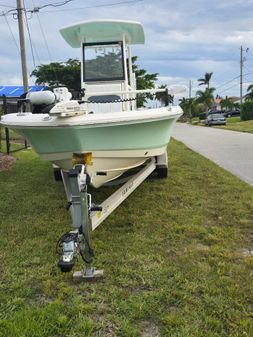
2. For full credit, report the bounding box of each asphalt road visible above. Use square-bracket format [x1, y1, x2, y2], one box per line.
[172, 123, 253, 187]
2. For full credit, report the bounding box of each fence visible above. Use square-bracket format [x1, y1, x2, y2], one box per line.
[0, 95, 27, 155]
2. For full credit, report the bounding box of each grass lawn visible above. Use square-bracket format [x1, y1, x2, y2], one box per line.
[1, 140, 253, 337]
[0, 127, 27, 154]
[190, 116, 253, 134]
[215, 118, 253, 133]
[0, 127, 24, 141]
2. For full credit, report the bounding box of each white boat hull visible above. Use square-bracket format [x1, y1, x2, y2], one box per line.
[45, 147, 167, 188]
[1, 107, 182, 188]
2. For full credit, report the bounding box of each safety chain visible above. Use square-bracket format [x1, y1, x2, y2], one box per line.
[78, 91, 166, 104]
[80, 97, 137, 104]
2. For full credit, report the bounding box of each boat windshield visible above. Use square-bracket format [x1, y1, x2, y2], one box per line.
[83, 42, 125, 81]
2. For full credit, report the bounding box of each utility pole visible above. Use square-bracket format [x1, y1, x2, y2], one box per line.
[189, 80, 192, 99]
[240, 46, 249, 105]
[189, 80, 192, 122]
[17, 0, 29, 93]
[240, 46, 243, 105]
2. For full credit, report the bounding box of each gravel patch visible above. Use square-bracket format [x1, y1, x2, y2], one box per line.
[139, 321, 160, 337]
[0, 153, 16, 171]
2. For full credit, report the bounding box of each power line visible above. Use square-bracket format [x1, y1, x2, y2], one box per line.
[244, 64, 253, 74]
[33, 0, 77, 10]
[0, 0, 77, 16]
[31, 1, 60, 83]
[37, 0, 144, 13]
[0, 7, 16, 16]
[3, 13, 20, 53]
[218, 77, 253, 95]
[32, 0, 52, 61]
[244, 72, 253, 77]
[219, 82, 239, 95]
[23, 4, 37, 68]
[215, 72, 253, 94]
[215, 75, 240, 90]
[1, 0, 143, 16]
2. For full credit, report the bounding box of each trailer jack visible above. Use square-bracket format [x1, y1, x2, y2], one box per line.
[58, 158, 157, 281]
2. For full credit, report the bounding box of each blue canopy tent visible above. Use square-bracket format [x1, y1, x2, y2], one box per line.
[0, 85, 48, 114]
[0, 86, 48, 154]
[0, 85, 48, 97]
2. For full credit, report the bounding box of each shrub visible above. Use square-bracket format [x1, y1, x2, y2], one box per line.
[198, 112, 206, 120]
[241, 101, 253, 121]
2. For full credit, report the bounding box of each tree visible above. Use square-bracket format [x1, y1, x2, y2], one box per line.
[241, 100, 253, 120]
[85, 51, 123, 80]
[244, 84, 253, 101]
[31, 59, 81, 92]
[197, 72, 213, 89]
[131, 56, 158, 107]
[31, 56, 158, 107]
[155, 84, 174, 106]
[220, 96, 234, 110]
[179, 97, 195, 121]
[195, 87, 215, 111]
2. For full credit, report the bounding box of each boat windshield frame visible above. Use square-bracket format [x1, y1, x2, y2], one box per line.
[82, 41, 125, 82]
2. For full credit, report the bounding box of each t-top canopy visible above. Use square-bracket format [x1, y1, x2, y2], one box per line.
[60, 20, 145, 47]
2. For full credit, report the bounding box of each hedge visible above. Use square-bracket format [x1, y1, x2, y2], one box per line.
[241, 101, 253, 121]
[198, 112, 206, 120]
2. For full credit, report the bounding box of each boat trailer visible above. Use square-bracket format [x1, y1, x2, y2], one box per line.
[57, 154, 167, 280]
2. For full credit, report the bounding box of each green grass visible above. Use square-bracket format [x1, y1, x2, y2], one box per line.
[189, 116, 253, 134]
[0, 127, 24, 141]
[215, 118, 253, 133]
[225, 117, 240, 123]
[1, 141, 253, 337]
[0, 127, 27, 153]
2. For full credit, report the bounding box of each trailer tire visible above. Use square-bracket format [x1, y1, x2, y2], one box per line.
[156, 166, 168, 178]
[53, 167, 62, 181]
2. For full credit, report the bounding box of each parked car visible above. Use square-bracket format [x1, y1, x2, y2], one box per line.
[223, 109, 240, 118]
[205, 113, 226, 126]
[207, 109, 225, 116]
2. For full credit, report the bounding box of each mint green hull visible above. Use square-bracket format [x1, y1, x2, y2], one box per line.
[22, 118, 176, 155]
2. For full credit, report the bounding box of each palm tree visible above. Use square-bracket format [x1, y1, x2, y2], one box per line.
[179, 97, 188, 108]
[220, 96, 234, 110]
[195, 87, 215, 111]
[197, 72, 213, 89]
[245, 84, 253, 101]
[155, 85, 174, 106]
[179, 97, 195, 121]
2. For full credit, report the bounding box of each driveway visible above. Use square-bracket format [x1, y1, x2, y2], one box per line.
[172, 123, 253, 187]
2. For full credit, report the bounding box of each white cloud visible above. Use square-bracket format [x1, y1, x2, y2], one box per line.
[1, 0, 253, 97]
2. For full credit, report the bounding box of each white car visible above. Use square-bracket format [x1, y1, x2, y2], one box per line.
[205, 113, 226, 126]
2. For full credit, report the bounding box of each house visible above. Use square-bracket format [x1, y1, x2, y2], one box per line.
[211, 95, 241, 112]
[228, 96, 241, 105]
[211, 95, 222, 110]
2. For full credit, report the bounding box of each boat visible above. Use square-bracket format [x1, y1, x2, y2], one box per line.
[1, 20, 183, 279]
[1, 20, 182, 188]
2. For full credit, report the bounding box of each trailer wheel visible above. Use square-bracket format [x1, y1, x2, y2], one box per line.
[156, 166, 168, 178]
[53, 167, 62, 181]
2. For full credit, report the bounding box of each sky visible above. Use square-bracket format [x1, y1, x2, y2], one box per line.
[1, 0, 253, 99]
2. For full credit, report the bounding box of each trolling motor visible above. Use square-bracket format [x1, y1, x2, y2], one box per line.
[21, 87, 73, 114]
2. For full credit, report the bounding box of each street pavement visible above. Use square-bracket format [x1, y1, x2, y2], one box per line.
[172, 123, 253, 187]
